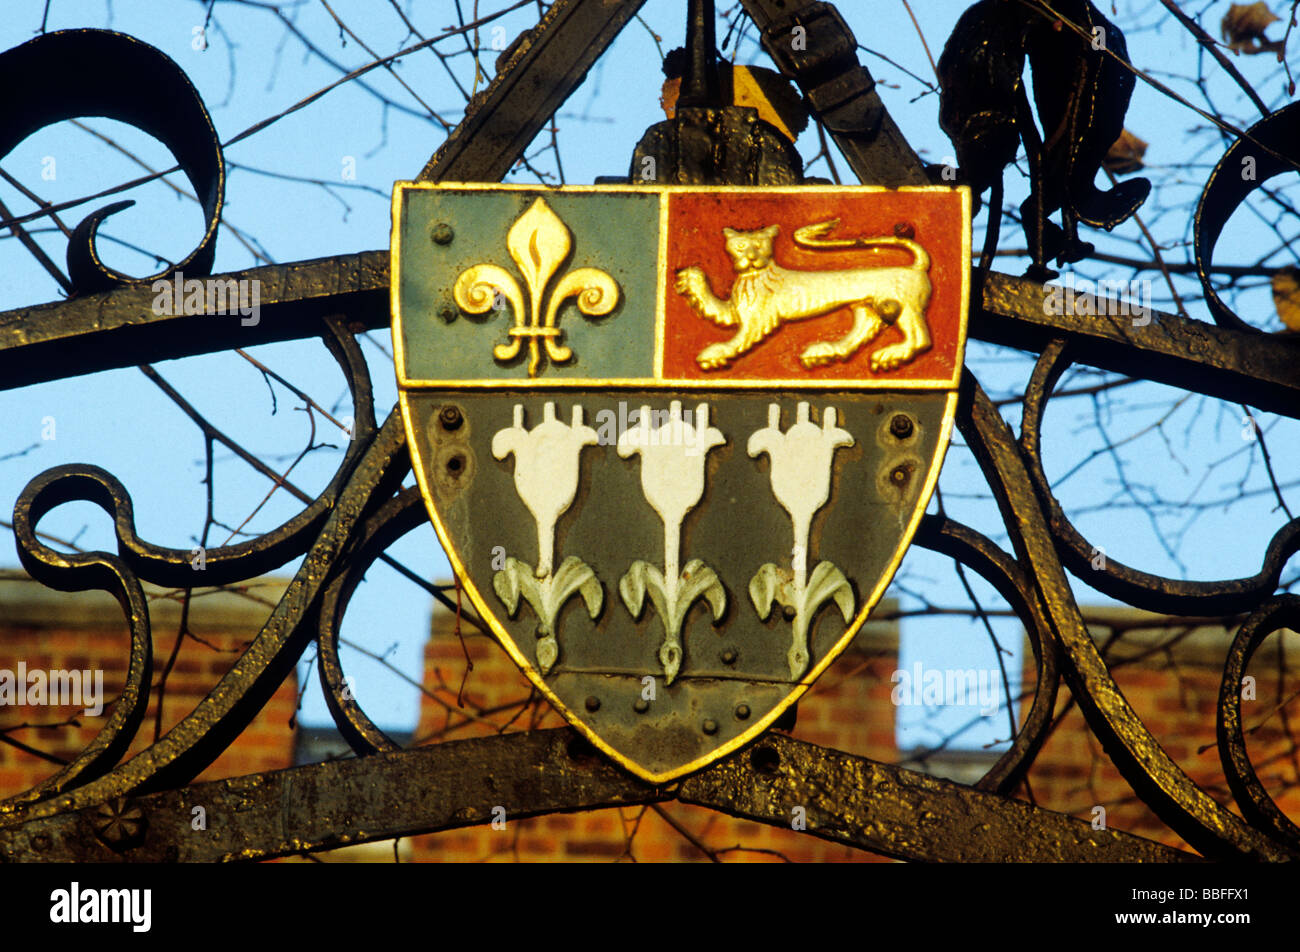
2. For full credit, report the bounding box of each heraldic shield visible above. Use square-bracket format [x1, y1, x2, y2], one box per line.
[392, 182, 970, 782]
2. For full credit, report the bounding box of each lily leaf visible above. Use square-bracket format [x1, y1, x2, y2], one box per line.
[619, 559, 652, 619]
[681, 559, 726, 623]
[806, 561, 855, 623]
[552, 555, 603, 621]
[493, 557, 527, 616]
[748, 562, 785, 620]
[575, 571, 604, 622]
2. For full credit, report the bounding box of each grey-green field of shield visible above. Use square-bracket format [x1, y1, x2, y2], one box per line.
[398, 188, 661, 382]
[409, 390, 949, 776]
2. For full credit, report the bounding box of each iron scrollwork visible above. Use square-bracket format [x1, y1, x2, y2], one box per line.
[0, 0, 1298, 863]
[0, 30, 224, 295]
[937, 0, 1152, 280]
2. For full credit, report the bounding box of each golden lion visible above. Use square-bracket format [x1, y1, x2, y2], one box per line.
[674, 220, 933, 372]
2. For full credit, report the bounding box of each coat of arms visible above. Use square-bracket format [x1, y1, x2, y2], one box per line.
[392, 183, 969, 781]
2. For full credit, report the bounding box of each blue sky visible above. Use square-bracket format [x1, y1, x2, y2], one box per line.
[0, 0, 1296, 754]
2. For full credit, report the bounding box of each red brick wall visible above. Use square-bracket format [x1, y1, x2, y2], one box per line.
[0, 575, 297, 801]
[405, 610, 901, 862]
[4, 568, 1298, 862]
[1018, 612, 1300, 853]
[402, 605, 1300, 861]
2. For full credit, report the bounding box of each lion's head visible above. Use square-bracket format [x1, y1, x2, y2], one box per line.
[722, 225, 779, 273]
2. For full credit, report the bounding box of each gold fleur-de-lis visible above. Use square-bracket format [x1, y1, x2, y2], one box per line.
[453, 198, 620, 376]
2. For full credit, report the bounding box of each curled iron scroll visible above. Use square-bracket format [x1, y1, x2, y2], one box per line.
[316, 488, 429, 757]
[3, 468, 153, 817]
[0, 29, 224, 295]
[1020, 339, 1300, 616]
[915, 514, 1060, 796]
[1217, 597, 1300, 853]
[1194, 101, 1300, 334]
[9, 317, 376, 592]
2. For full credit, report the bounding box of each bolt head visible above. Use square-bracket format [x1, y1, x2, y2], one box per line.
[93, 796, 146, 848]
[439, 405, 464, 431]
[431, 222, 454, 245]
[633, 698, 649, 713]
[889, 414, 914, 439]
[720, 649, 737, 664]
[585, 695, 601, 712]
[702, 718, 719, 735]
[735, 704, 751, 720]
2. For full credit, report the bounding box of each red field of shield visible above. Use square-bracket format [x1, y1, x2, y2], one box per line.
[661, 189, 966, 384]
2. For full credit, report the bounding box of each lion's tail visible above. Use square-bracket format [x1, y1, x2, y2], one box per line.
[858, 236, 930, 272]
[792, 219, 930, 271]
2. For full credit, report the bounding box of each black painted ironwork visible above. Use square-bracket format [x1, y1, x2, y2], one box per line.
[0, 30, 224, 295]
[0, 0, 1298, 862]
[937, 0, 1152, 281]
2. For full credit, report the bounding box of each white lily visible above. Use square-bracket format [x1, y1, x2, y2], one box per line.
[491, 402, 603, 674]
[618, 402, 727, 684]
[748, 402, 856, 680]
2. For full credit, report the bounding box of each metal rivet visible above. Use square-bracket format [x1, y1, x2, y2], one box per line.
[431, 222, 454, 245]
[702, 718, 718, 735]
[735, 704, 751, 720]
[633, 698, 649, 713]
[585, 695, 601, 712]
[93, 796, 145, 848]
[720, 649, 737, 664]
[889, 414, 913, 439]
[438, 305, 455, 322]
[439, 406, 463, 431]
[893, 222, 915, 240]
[782, 605, 797, 621]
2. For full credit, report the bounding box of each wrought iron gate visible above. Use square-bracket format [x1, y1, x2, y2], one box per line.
[1, 0, 1298, 863]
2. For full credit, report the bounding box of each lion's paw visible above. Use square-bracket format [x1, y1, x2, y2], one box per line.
[799, 342, 842, 368]
[696, 343, 734, 370]
[675, 267, 706, 297]
[870, 344, 917, 373]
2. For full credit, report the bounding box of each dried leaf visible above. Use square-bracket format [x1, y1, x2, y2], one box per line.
[1103, 129, 1149, 174]
[1273, 266, 1300, 332]
[1221, 2, 1284, 54]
